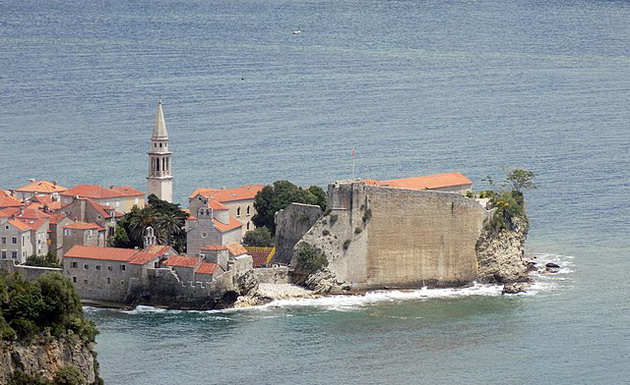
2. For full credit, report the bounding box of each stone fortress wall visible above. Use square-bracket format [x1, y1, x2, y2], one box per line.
[294, 180, 491, 289]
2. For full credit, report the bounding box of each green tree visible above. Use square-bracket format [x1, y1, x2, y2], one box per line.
[242, 227, 274, 247]
[8, 370, 52, 385]
[252, 181, 326, 235]
[294, 243, 328, 275]
[505, 169, 536, 192]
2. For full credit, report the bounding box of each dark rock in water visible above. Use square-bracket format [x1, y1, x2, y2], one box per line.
[502, 282, 528, 294]
[527, 261, 537, 272]
[545, 262, 560, 268]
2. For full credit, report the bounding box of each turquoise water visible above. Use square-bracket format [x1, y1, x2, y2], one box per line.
[1, 0, 629, 383]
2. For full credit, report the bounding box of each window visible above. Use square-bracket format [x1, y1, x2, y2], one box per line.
[96, 265, 101, 271]
[107, 266, 112, 271]
[121, 281, 125, 286]
[159, 143, 162, 147]
[120, 264, 126, 271]
[1, 251, 6, 259]
[11, 237, 17, 244]
[96, 215, 102, 220]
[84, 264, 88, 269]
[83, 279, 88, 284]
[201, 232, 208, 239]
[107, 277, 111, 285]
[4, 225, 8, 230]
[64, 229, 70, 236]
[246, 222, 250, 230]
[11, 251, 17, 259]
[236, 207, 241, 217]
[154, 262, 159, 268]
[21, 236, 25, 246]
[246, 205, 251, 216]
[72, 262, 78, 268]
[72, 277, 77, 283]
[1, 237, 5, 244]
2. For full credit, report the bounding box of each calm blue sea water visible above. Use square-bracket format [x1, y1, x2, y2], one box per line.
[1, 0, 629, 384]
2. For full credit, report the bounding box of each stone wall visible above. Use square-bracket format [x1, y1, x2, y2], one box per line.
[0, 260, 62, 281]
[273, 203, 322, 265]
[294, 181, 491, 289]
[254, 266, 290, 284]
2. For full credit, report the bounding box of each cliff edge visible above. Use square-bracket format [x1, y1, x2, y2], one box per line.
[475, 217, 529, 283]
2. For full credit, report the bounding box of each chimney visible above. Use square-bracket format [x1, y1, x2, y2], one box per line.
[43, 205, 49, 213]
[53, 180, 57, 186]
[19, 205, 25, 216]
[109, 185, 114, 190]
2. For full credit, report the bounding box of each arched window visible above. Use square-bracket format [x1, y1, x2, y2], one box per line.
[246, 205, 251, 215]
[236, 207, 241, 217]
[156, 158, 160, 172]
[246, 222, 250, 230]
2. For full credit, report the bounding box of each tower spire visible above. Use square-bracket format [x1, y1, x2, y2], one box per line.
[152, 99, 169, 140]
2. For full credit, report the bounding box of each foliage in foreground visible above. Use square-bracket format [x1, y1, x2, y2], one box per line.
[0, 271, 97, 343]
[252, 181, 327, 235]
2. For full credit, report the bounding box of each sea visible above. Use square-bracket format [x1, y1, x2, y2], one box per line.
[1, 0, 629, 384]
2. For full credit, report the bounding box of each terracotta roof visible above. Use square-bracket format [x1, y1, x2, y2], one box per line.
[209, 201, 229, 211]
[195, 262, 218, 275]
[64, 245, 169, 265]
[64, 221, 105, 231]
[201, 245, 228, 251]
[7, 219, 31, 231]
[0, 190, 10, 196]
[48, 212, 70, 225]
[0, 195, 22, 208]
[65, 245, 137, 262]
[61, 184, 145, 199]
[28, 196, 64, 211]
[163, 256, 201, 268]
[226, 243, 248, 257]
[244, 246, 273, 268]
[189, 184, 264, 203]
[129, 245, 171, 265]
[0, 207, 50, 220]
[84, 198, 124, 218]
[363, 173, 473, 191]
[212, 218, 242, 233]
[15, 180, 67, 194]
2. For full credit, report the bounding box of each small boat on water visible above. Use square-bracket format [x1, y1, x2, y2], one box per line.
[292, 29, 301, 35]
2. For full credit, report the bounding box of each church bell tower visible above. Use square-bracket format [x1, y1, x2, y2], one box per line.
[147, 99, 173, 202]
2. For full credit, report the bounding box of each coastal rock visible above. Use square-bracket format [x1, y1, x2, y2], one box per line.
[545, 262, 560, 268]
[0, 335, 98, 384]
[302, 269, 352, 294]
[502, 282, 530, 294]
[475, 217, 529, 283]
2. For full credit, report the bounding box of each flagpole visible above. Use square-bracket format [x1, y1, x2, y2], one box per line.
[352, 148, 355, 179]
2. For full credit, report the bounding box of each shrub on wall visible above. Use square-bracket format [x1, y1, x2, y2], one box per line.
[295, 243, 328, 275]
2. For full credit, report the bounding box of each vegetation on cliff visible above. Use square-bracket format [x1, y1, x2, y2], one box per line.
[294, 243, 328, 275]
[108, 194, 187, 253]
[480, 169, 536, 232]
[252, 180, 327, 235]
[0, 272, 97, 343]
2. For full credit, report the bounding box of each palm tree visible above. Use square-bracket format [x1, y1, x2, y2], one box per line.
[156, 212, 184, 246]
[128, 207, 160, 245]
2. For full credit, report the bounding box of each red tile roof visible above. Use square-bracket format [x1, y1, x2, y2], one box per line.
[226, 243, 248, 257]
[48, 212, 70, 225]
[0, 207, 51, 220]
[15, 180, 68, 194]
[64, 245, 171, 265]
[61, 184, 145, 199]
[0, 195, 22, 208]
[129, 245, 171, 265]
[363, 172, 473, 191]
[7, 219, 31, 231]
[209, 200, 229, 211]
[28, 196, 64, 211]
[189, 184, 264, 203]
[212, 218, 242, 233]
[244, 246, 274, 268]
[163, 256, 201, 268]
[64, 221, 105, 231]
[201, 245, 228, 251]
[195, 262, 218, 275]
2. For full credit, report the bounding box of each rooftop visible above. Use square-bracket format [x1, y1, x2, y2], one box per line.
[163, 255, 200, 268]
[61, 184, 145, 199]
[212, 217, 242, 233]
[64, 222, 105, 231]
[64, 245, 170, 265]
[189, 184, 264, 203]
[362, 172, 473, 191]
[15, 180, 67, 194]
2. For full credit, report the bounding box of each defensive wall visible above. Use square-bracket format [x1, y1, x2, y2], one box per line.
[273, 203, 323, 265]
[0, 260, 62, 281]
[294, 180, 491, 289]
